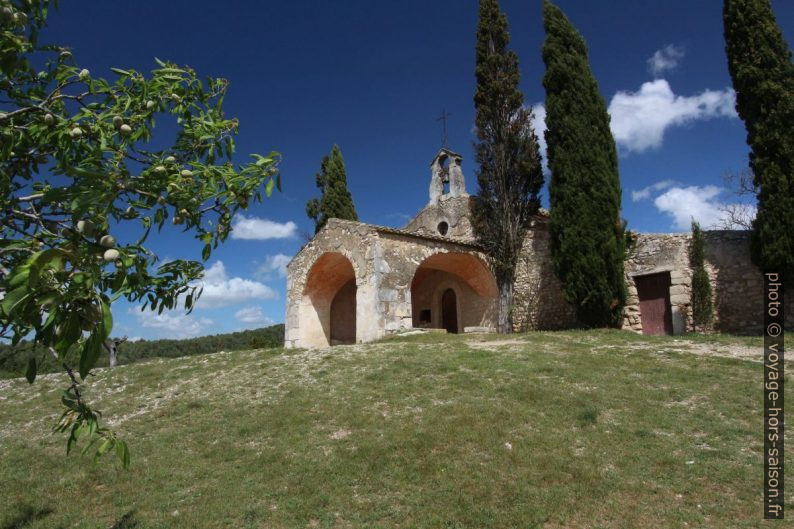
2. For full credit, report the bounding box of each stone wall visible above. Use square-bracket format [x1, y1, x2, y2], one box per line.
[704, 231, 793, 333]
[286, 216, 791, 348]
[285, 218, 497, 348]
[622, 231, 793, 334]
[623, 233, 691, 333]
[284, 220, 379, 348]
[374, 231, 496, 335]
[403, 195, 475, 241]
[510, 224, 791, 335]
[512, 219, 579, 331]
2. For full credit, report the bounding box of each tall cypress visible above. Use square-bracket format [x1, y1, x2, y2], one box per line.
[689, 221, 714, 331]
[542, 0, 626, 328]
[723, 0, 794, 277]
[306, 145, 358, 234]
[471, 0, 544, 334]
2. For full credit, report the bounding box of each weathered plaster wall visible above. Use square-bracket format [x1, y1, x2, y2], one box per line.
[285, 220, 378, 348]
[330, 279, 356, 345]
[411, 270, 496, 331]
[374, 232, 496, 334]
[286, 219, 497, 348]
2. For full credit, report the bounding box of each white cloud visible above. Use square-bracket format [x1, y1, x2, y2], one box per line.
[650, 185, 756, 230]
[196, 261, 278, 308]
[530, 103, 548, 173]
[131, 310, 214, 339]
[254, 254, 291, 280]
[631, 180, 676, 202]
[608, 79, 737, 153]
[647, 45, 685, 77]
[234, 306, 275, 327]
[231, 215, 297, 240]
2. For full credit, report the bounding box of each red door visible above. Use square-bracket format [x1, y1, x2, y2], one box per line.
[635, 273, 673, 336]
[441, 289, 458, 334]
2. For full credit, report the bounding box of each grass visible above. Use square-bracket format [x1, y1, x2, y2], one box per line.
[0, 329, 788, 528]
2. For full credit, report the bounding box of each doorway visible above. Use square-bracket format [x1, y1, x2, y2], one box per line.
[635, 272, 673, 336]
[441, 288, 458, 334]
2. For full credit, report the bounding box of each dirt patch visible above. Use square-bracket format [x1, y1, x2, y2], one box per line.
[465, 339, 526, 351]
[679, 341, 760, 361]
[463, 334, 766, 362]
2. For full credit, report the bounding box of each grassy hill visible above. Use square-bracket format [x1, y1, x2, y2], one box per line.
[0, 330, 788, 528]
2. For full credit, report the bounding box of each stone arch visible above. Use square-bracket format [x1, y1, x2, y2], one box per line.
[410, 252, 498, 332]
[300, 252, 357, 347]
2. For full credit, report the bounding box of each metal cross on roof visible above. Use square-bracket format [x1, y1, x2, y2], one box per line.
[436, 108, 452, 148]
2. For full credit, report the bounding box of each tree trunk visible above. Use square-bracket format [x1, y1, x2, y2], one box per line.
[497, 280, 513, 334]
[108, 343, 117, 367]
[103, 339, 125, 368]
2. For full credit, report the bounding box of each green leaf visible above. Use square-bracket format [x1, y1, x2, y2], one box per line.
[201, 243, 211, 261]
[25, 358, 37, 384]
[96, 438, 113, 458]
[28, 248, 65, 289]
[1, 286, 30, 316]
[116, 440, 130, 469]
[7, 267, 31, 289]
[110, 67, 131, 76]
[66, 425, 78, 455]
[87, 417, 97, 438]
[99, 296, 113, 340]
[265, 178, 274, 197]
[79, 333, 102, 380]
[61, 390, 79, 411]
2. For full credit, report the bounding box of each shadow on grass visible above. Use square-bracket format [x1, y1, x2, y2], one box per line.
[109, 510, 139, 529]
[1, 505, 54, 529]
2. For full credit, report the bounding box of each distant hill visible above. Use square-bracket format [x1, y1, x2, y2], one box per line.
[0, 324, 284, 379]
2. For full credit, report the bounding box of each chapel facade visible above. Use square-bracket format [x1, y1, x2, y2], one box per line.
[284, 148, 791, 348]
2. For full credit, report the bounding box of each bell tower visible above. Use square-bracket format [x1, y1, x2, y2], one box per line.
[428, 148, 467, 205]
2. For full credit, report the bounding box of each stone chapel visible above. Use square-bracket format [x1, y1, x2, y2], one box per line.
[284, 148, 791, 348]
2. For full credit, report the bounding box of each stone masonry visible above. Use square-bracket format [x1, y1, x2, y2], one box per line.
[285, 148, 790, 347]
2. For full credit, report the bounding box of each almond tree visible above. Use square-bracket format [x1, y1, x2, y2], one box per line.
[0, 0, 281, 466]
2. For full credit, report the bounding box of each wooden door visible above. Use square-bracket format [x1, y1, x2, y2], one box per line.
[635, 272, 673, 336]
[441, 288, 458, 334]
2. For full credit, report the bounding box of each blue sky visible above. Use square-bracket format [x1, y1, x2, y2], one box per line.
[39, 1, 793, 340]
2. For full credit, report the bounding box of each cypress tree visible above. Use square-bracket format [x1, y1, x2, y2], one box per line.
[471, 0, 544, 334]
[542, 0, 626, 328]
[306, 145, 358, 234]
[689, 221, 714, 331]
[723, 0, 794, 277]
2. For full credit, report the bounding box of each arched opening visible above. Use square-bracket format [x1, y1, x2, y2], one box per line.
[439, 153, 451, 195]
[410, 253, 498, 333]
[441, 288, 458, 333]
[300, 252, 357, 347]
[330, 278, 356, 344]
